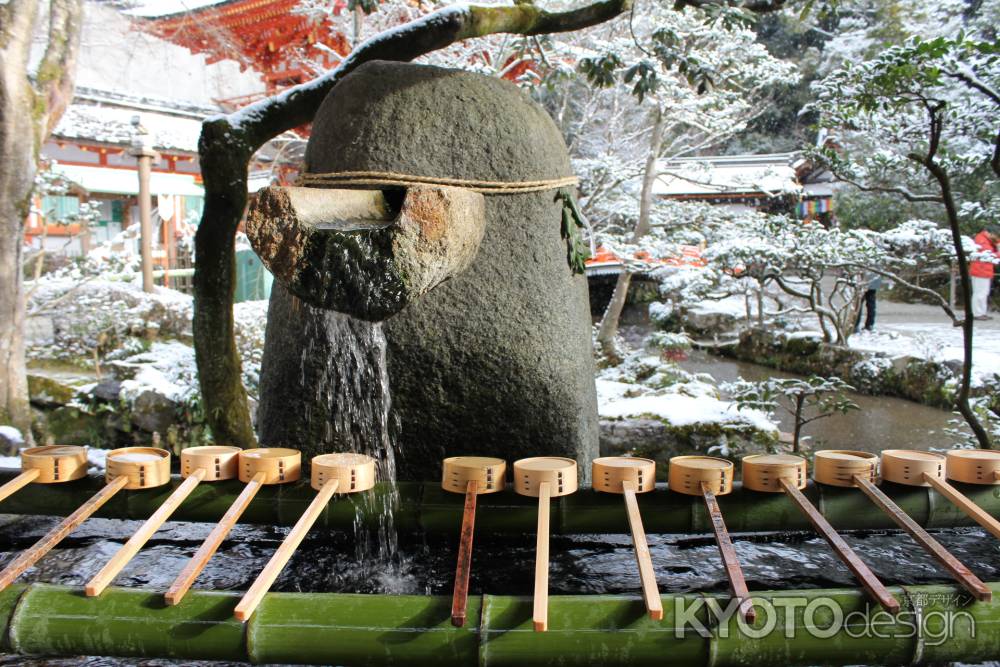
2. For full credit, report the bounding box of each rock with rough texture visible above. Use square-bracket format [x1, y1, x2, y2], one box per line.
[258, 61, 599, 479]
[246, 185, 485, 320]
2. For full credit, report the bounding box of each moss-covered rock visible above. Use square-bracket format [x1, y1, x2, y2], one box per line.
[27, 374, 79, 407]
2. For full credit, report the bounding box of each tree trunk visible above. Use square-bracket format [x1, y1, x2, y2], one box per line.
[596, 106, 664, 361]
[924, 158, 992, 448]
[792, 396, 805, 453]
[1, 0, 83, 439]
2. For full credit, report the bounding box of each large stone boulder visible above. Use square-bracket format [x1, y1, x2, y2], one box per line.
[257, 61, 599, 480]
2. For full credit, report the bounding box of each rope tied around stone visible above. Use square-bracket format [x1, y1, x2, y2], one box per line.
[295, 170, 579, 194]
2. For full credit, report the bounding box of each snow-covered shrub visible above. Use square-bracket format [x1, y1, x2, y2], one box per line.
[850, 355, 894, 393]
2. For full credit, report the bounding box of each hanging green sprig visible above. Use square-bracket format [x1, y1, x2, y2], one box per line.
[557, 190, 590, 275]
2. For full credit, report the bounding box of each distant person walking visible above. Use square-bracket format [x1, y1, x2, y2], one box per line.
[854, 273, 882, 333]
[971, 227, 999, 321]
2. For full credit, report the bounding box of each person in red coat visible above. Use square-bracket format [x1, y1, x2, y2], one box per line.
[971, 226, 1000, 320]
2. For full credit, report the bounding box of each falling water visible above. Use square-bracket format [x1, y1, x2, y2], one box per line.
[293, 306, 416, 593]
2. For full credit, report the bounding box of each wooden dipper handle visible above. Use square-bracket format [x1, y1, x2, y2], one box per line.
[86, 468, 206, 597]
[854, 474, 992, 602]
[0, 469, 40, 504]
[622, 480, 662, 620]
[450, 479, 478, 627]
[701, 482, 755, 623]
[533, 481, 551, 632]
[234, 477, 340, 621]
[0, 475, 129, 592]
[779, 478, 899, 613]
[166, 471, 267, 606]
[924, 473, 1000, 541]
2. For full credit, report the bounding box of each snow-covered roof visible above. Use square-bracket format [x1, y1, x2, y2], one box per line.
[654, 154, 802, 198]
[51, 163, 204, 197]
[53, 102, 202, 153]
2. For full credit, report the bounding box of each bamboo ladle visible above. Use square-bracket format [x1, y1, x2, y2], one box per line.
[669, 455, 754, 622]
[808, 450, 900, 612]
[165, 447, 302, 605]
[744, 453, 899, 611]
[0, 446, 170, 593]
[234, 452, 376, 621]
[592, 456, 662, 621]
[513, 456, 578, 632]
[441, 456, 506, 627]
[853, 449, 991, 601]
[85, 445, 243, 597]
[0, 445, 88, 504]
[933, 449, 1000, 540]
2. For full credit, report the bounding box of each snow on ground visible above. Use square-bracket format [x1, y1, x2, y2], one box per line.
[596, 352, 778, 434]
[597, 384, 778, 433]
[688, 294, 748, 318]
[117, 340, 199, 404]
[848, 323, 1000, 386]
[0, 426, 25, 449]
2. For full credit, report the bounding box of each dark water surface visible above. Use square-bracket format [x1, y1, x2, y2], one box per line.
[1, 510, 1000, 665]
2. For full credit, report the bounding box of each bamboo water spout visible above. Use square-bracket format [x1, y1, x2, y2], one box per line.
[441, 456, 507, 627]
[670, 455, 753, 622]
[0, 445, 87, 504]
[593, 456, 661, 621]
[513, 456, 578, 632]
[233, 452, 376, 621]
[0, 446, 170, 592]
[86, 446, 242, 597]
[165, 447, 302, 606]
[853, 450, 991, 602]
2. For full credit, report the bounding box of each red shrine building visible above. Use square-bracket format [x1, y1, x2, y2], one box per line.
[27, 0, 342, 295]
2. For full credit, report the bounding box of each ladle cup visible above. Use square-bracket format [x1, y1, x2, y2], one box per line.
[513, 456, 578, 632]
[441, 456, 506, 627]
[931, 449, 1000, 540]
[165, 447, 302, 605]
[593, 456, 662, 620]
[0, 445, 88, 504]
[670, 455, 753, 622]
[86, 446, 242, 597]
[234, 452, 376, 621]
[0, 446, 170, 592]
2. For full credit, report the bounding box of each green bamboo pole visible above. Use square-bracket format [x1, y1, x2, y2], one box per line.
[1, 469, 998, 534]
[5, 583, 1000, 665]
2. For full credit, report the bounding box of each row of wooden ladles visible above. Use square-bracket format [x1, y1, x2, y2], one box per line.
[0, 447, 998, 632]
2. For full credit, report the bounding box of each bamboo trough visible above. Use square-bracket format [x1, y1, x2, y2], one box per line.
[743, 453, 900, 612]
[165, 447, 302, 605]
[3, 582, 1000, 666]
[233, 452, 376, 621]
[441, 456, 507, 627]
[669, 455, 753, 622]
[854, 449, 992, 601]
[513, 456, 578, 632]
[592, 456, 661, 620]
[0, 446, 170, 593]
